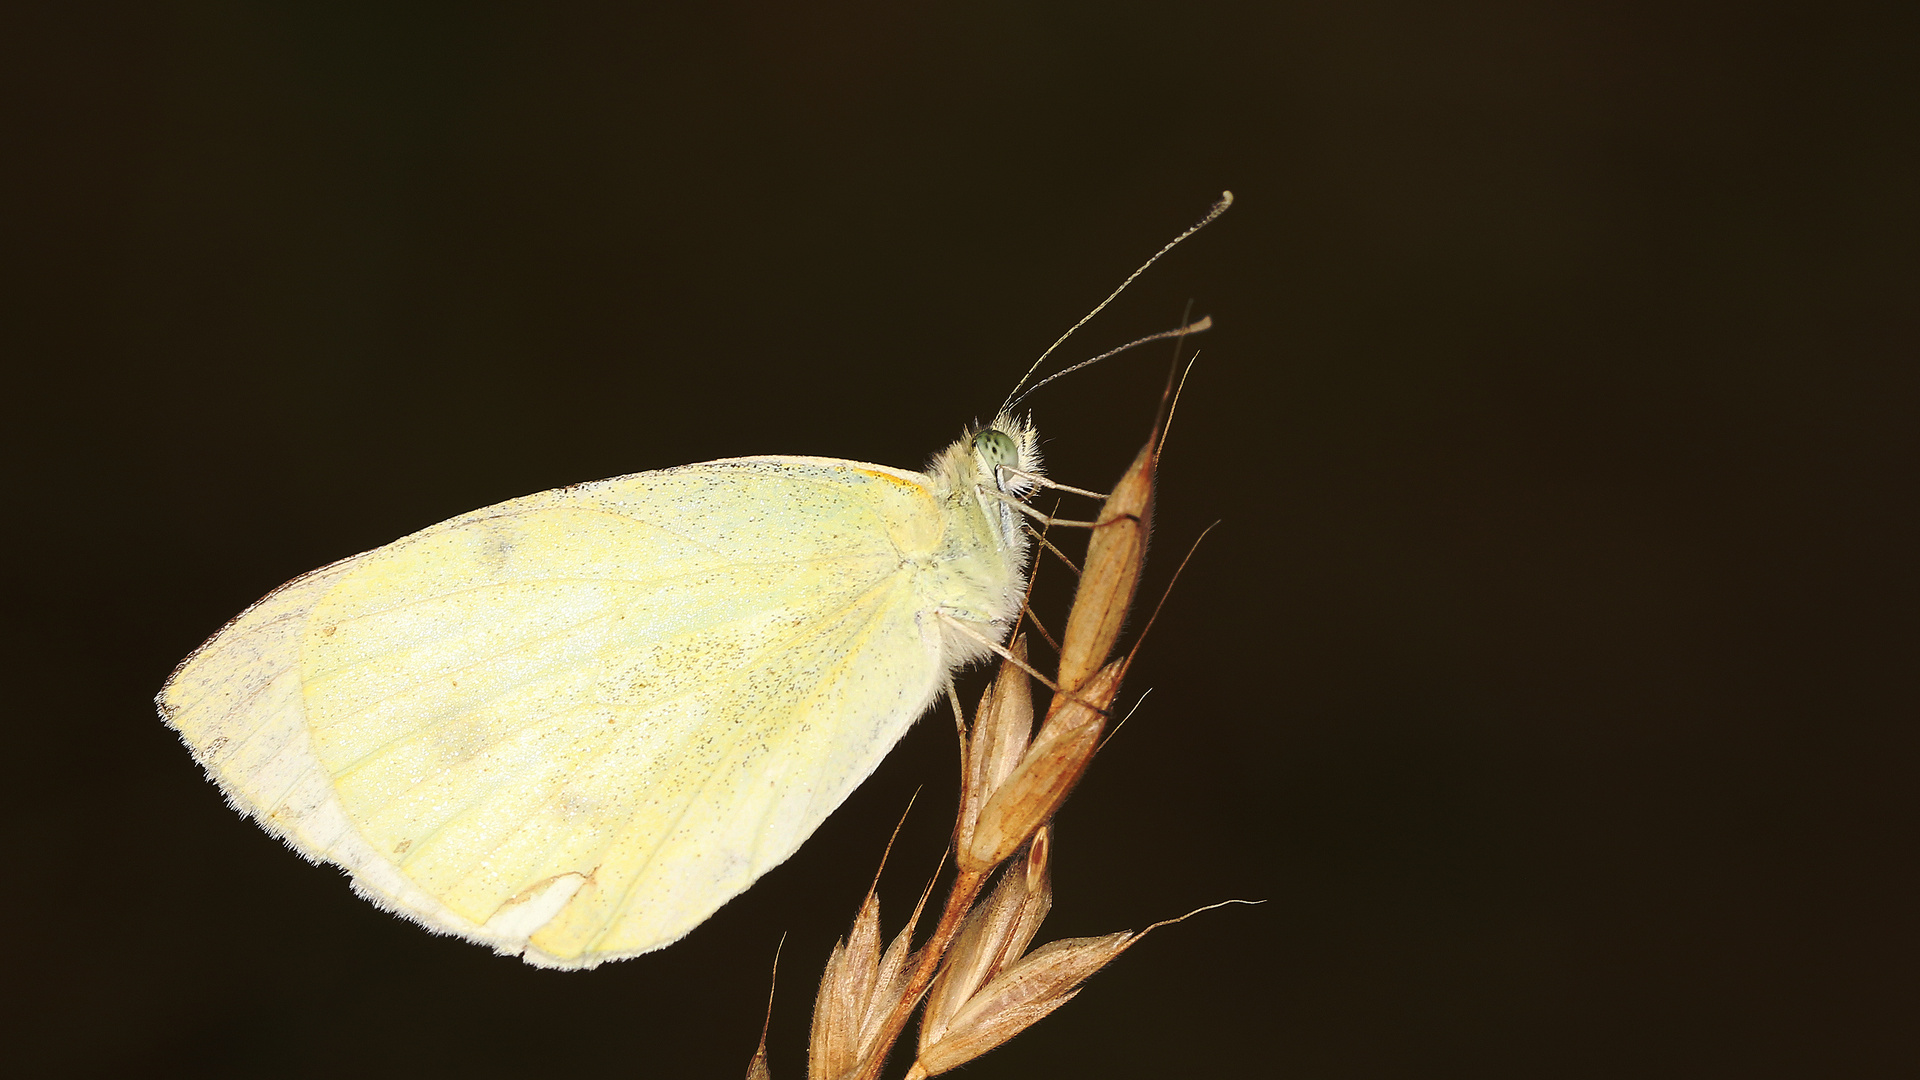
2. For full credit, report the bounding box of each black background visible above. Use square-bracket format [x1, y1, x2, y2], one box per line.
[8, 3, 1914, 1077]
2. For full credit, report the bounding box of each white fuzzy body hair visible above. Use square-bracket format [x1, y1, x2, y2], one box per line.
[919, 410, 1043, 668]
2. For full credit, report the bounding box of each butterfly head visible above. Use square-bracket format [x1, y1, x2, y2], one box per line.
[927, 411, 1042, 558]
[969, 411, 1042, 499]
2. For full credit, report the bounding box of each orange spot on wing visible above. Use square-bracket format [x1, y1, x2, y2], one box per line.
[851, 468, 932, 494]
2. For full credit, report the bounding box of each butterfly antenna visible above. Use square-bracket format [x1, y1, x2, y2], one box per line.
[1006, 316, 1211, 412]
[1001, 190, 1233, 411]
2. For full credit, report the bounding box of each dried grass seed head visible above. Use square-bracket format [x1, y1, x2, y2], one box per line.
[1056, 436, 1155, 694]
[921, 829, 1054, 1054]
[957, 635, 1034, 856]
[967, 659, 1124, 868]
[914, 931, 1137, 1076]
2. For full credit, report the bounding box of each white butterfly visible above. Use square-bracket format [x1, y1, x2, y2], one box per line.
[159, 416, 1040, 969]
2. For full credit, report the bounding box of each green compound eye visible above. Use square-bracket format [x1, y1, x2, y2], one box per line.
[972, 428, 1019, 471]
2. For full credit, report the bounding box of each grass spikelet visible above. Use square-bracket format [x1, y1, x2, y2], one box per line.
[967, 659, 1121, 868]
[1055, 435, 1155, 693]
[909, 930, 1135, 1077]
[956, 634, 1035, 864]
[921, 829, 1053, 1053]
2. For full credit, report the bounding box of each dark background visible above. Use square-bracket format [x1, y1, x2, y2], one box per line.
[8, 2, 1914, 1076]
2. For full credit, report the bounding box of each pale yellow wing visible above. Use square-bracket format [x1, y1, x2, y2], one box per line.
[160, 457, 986, 968]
